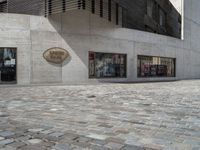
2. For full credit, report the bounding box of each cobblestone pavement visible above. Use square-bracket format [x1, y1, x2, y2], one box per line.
[0, 80, 200, 150]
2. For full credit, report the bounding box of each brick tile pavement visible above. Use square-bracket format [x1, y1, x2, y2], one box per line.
[0, 80, 200, 149]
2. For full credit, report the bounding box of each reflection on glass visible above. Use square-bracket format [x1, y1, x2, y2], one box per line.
[89, 52, 126, 78]
[0, 48, 16, 83]
[138, 55, 175, 77]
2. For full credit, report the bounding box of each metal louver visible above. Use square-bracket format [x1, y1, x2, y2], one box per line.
[45, 0, 125, 26]
[0, 0, 125, 26]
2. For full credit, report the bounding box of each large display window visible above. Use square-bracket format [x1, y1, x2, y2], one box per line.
[0, 48, 17, 84]
[89, 52, 127, 78]
[138, 55, 175, 77]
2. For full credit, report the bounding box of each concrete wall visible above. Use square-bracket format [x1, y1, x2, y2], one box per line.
[0, 0, 199, 84]
[0, 14, 31, 84]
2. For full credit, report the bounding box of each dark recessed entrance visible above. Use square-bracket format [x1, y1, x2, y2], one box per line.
[0, 48, 17, 84]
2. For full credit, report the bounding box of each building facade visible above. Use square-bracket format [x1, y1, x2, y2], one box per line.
[0, 0, 182, 38]
[0, 0, 199, 85]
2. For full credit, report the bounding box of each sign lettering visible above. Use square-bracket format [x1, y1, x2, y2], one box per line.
[43, 47, 69, 64]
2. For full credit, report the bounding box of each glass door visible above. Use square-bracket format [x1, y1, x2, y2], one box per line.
[0, 48, 17, 84]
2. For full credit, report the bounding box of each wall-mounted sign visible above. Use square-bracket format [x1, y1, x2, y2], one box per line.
[43, 47, 69, 64]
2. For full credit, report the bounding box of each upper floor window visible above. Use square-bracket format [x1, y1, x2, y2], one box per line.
[159, 8, 166, 27]
[147, 0, 155, 19]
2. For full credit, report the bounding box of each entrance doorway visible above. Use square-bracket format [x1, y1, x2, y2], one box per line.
[0, 48, 17, 84]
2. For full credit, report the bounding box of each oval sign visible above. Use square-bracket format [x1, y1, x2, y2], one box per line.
[43, 47, 69, 64]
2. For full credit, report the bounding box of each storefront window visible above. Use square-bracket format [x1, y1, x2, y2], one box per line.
[0, 48, 17, 84]
[89, 52, 127, 78]
[138, 55, 175, 77]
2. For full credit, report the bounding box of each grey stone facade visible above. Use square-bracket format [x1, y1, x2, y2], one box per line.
[0, 0, 181, 38]
[0, 0, 200, 85]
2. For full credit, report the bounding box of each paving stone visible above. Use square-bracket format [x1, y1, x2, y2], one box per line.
[122, 145, 145, 150]
[0, 139, 14, 145]
[115, 129, 129, 134]
[0, 145, 16, 150]
[8, 141, 26, 148]
[15, 135, 31, 142]
[45, 135, 60, 142]
[171, 142, 193, 150]
[98, 124, 113, 128]
[72, 141, 90, 148]
[144, 144, 163, 150]
[0, 136, 5, 140]
[75, 136, 91, 143]
[40, 141, 55, 147]
[28, 129, 44, 133]
[192, 147, 200, 150]
[86, 134, 108, 140]
[64, 133, 79, 141]
[90, 139, 107, 146]
[0, 113, 9, 118]
[40, 130, 54, 135]
[0, 131, 15, 138]
[53, 143, 71, 150]
[32, 133, 46, 139]
[105, 142, 125, 150]
[72, 147, 84, 150]
[59, 137, 76, 144]
[20, 145, 46, 150]
[49, 132, 65, 137]
[9, 132, 25, 139]
[125, 139, 143, 147]
[105, 137, 125, 144]
[28, 139, 42, 144]
[183, 139, 200, 145]
[90, 144, 109, 150]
